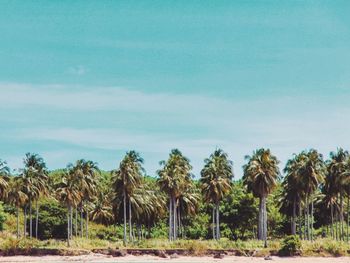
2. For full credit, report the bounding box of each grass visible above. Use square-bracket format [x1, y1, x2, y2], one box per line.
[0, 231, 350, 257]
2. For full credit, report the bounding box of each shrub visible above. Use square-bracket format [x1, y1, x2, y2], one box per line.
[89, 223, 120, 241]
[279, 235, 301, 256]
[36, 198, 67, 239]
[0, 203, 7, 231]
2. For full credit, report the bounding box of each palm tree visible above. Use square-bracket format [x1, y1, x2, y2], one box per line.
[177, 185, 199, 238]
[200, 149, 233, 240]
[69, 160, 99, 238]
[298, 149, 325, 241]
[55, 169, 82, 246]
[157, 149, 192, 241]
[6, 176, 27, 238]
[90, 191, 114, 225]
[243, 148, 280, 247]
[0, 159, 9, 200]
[326, 148, 349, 240]
[112, 151, 144, 244]
[281, 154, 305, 236]
[21, 153, 48, 239]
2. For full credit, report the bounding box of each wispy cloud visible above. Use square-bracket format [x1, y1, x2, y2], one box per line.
[1, 82, 350, 177]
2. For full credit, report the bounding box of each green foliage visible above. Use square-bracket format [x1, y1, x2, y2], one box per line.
[279, 235, 301, 256]
[36, 198, 67, 239]
[221, 181, 258, 240]
[0, 202, 7, 231]
[89, 223, 120, 241]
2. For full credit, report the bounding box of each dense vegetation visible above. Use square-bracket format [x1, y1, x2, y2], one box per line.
[0, 147, 350, 252]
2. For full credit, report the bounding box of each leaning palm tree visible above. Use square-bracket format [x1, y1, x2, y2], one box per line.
[6, 176, 27, 238]
[200, 149, 233, 240]
[243, 148, 280, 247]
[157, 149, 192, 241]
[112, 151, 144, 244]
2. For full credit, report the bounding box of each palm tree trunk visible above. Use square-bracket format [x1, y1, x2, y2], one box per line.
[216, 202, 220, 240]
[67, 205, 70, 247]
[169, 196, 172, 241]
[306, 196, 310, 240]
[17, 206, 20, 239]
[331, 203, 334, 239]
[347, 194, 349, 242]
[35, 200, 39, 239]
[292, 197, 296, 235]
[258, 196, 263, 240]
[335, 209, 339, 241]
[298, 199, 302, 239]
[263, 195, 267, 247]
[212, 205, 216, 239]
[123, 189, 127, 245]
[75, 208, 78, 237]
[24, 205, 27, 239]
[304, 202, 307, 240]
[80, 204, 84, 238]
[173, 197, 177, 240]
[311, 199, 314, 241]
[177, 206, 181, 238]
[85, 207, 89, 239]
[129, 198, 133, 241]
[340, 193, 344, 241]
[29, 197, 32, 238]
[70, 206, 74, 239]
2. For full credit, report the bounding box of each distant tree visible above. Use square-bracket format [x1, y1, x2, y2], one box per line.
[243, 148, 280, 247]
[21, 153, 48, 239]
[112, 151, 144, 244]
[158, 149, 192, 241]
[200, 149, 233, 240]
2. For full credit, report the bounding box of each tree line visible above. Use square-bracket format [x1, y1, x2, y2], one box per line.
[0, 148, 349, 246]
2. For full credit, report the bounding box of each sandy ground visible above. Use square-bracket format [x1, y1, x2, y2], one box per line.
[0, 254, 349, 263]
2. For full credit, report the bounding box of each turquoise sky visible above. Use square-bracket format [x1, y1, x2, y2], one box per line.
[1, 1, 350, 177]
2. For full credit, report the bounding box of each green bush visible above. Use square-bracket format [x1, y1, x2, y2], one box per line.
[279, 235, 301, 256]
[89, 223, 120, 241]
[0, 203, 7, 231]
[36, 198, 67, 239]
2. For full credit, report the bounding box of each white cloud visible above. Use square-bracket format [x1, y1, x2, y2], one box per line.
[1, 82, 350, 177]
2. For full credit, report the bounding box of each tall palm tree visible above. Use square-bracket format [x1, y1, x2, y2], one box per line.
[326, 148, 349, 240]
[55, 169, 82, 247]
[69, 160, 99, 238]
[21, 153, 48, 239]
[158, 149, 192, 241]
[6, 176, 27, 238]
[243, 148, 280, 247]
[298, 149, 325, 241]
[200, 149, 233, 240]
[281, 154, 305, 236]
[112, 151, 144, 244]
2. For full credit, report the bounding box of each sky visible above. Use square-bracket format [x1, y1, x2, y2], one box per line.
[1, 1, 350, 178]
